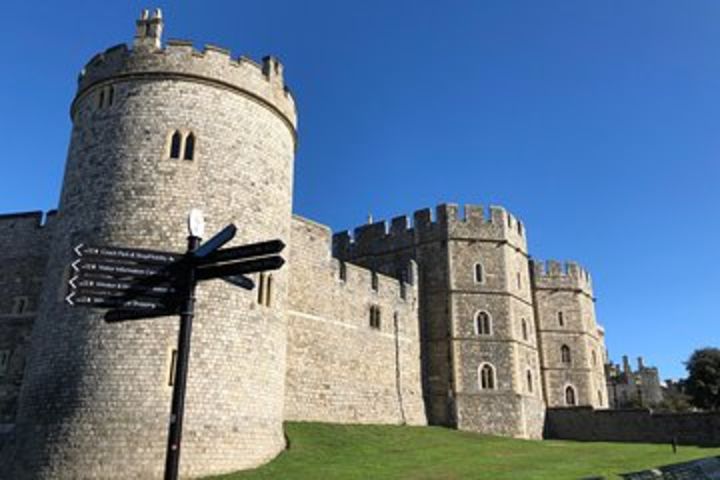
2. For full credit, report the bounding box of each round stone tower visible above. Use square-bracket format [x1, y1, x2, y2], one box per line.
[12, 9, 296, 479]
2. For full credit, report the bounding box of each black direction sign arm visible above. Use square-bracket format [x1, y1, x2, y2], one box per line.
[198, 239, 285, 265]
[196, 255, 284, 281]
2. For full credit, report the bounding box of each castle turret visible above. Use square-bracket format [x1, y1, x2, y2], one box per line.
[530, 260, 608, 409]
[333, 204, 546, 439]
[11, 10, 296, 479]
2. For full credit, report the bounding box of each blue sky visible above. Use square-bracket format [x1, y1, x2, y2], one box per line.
[1, 1, 719, 379]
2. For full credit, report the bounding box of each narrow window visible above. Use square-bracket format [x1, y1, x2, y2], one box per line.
[517, 272, 522, 289]
[475, 311, 491, 335]
[339, 261, 347, 281]
[527, 370, 533, 393]
[98, 89, 105, 109]
[561, 344, 571, 364]
[558, 311, 564, 327]
[521, 318, 528, 341]
[0, 350, 10, 375]
[597, 390, 603, 405]
[257, 273, 266, 305]
[474, 263, 484, 283]
[592, 350, 597, 366]
[371, 272, 378, 291]
[168, 349, 178, 386]
[265, 274, 273, 307]
[107, 86, 114, 106]
[369, 305, 381, 329]
[183, 132, 195, 160]
[479, 364, 495, 390]
[565, 385, 577, 406]
[12, 296, 29, 314]
[169, 131, 182, 159]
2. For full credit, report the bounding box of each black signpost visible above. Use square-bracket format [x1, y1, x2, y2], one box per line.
[64, 210, 286, 480]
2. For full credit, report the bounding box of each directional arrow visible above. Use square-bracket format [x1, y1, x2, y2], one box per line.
[65, 291, 76, 306]
[222, 274, 255, 290]
[197, 255, 284, 281]
[198, 239, 285, 265]
[73, 244, 182, 265]
[193, 224, 237, 259]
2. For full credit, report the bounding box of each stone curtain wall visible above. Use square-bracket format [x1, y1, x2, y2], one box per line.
[286, 216, 426, 426]
[545, 407, 720, 446]
[0, 212, 54, 424]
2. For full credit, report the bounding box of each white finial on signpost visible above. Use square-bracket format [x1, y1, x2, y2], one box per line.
[188, 209, 205, 238]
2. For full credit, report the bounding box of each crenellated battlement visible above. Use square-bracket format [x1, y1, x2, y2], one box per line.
[333, 203, 527, 259]
[333, 258, 418, 302]
[74, 9, 296, 131]
[292, 215, 415, 302]
[0, 210, 57, 253]
[531, 259, 593, 293]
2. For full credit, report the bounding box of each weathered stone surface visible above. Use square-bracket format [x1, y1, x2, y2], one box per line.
[285, 216, 425, 425]
[0, 9, 616, 478]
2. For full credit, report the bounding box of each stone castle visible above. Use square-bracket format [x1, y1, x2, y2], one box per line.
[0, 10, 608, 478]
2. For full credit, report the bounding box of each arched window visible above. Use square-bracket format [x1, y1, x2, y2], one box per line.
[183, 132, 195, 160]
[558, 311, 565, 326]
[478, 363, 495, 390]
[526, 370, 533, 393]
[521, 318, 528, 341]
[169, 131, 182, 159]
[561, 344, 571, 364]
[475, 311, 492, 335]
[565, 385, 577, 406]
[474, 263, 484, 283]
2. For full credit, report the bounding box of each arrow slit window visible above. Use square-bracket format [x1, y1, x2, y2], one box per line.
[257, 273, 272, 307]
[12, 296, 29, 314]
[168, 348, 178, 386]
[0, 350, 10, 376]
[369, 305, 381, 329]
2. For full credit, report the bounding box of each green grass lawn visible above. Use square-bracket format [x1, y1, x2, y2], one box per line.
[206, 422, 720, 480]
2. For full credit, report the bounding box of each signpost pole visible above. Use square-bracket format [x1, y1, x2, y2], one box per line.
[164, 219, 202, 480]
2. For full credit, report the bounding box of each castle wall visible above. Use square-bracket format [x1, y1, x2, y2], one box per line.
[11, 16, 296, 479]
[532, 261, 608, 409]
[545, 407, 720, 446]
[0, 212, 54, 424]
[285, 216, 425, 425]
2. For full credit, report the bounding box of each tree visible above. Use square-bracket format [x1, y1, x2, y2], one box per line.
[685, 348, 720, 411]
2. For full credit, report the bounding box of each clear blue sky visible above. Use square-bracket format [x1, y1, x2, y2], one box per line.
[1, 1, 718, 380]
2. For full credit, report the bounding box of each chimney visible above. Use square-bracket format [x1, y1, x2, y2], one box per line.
[637, 356, 645, 370]
[134, 8, 164, 50]
[622, 355, 631, 375]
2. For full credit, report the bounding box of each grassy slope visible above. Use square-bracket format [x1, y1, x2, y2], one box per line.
[208, 423, 720, 480]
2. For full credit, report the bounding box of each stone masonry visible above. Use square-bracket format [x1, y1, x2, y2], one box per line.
[0, 9, 611, 478]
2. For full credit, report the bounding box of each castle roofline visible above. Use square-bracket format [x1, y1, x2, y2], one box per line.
[73, 10, 297, 142]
